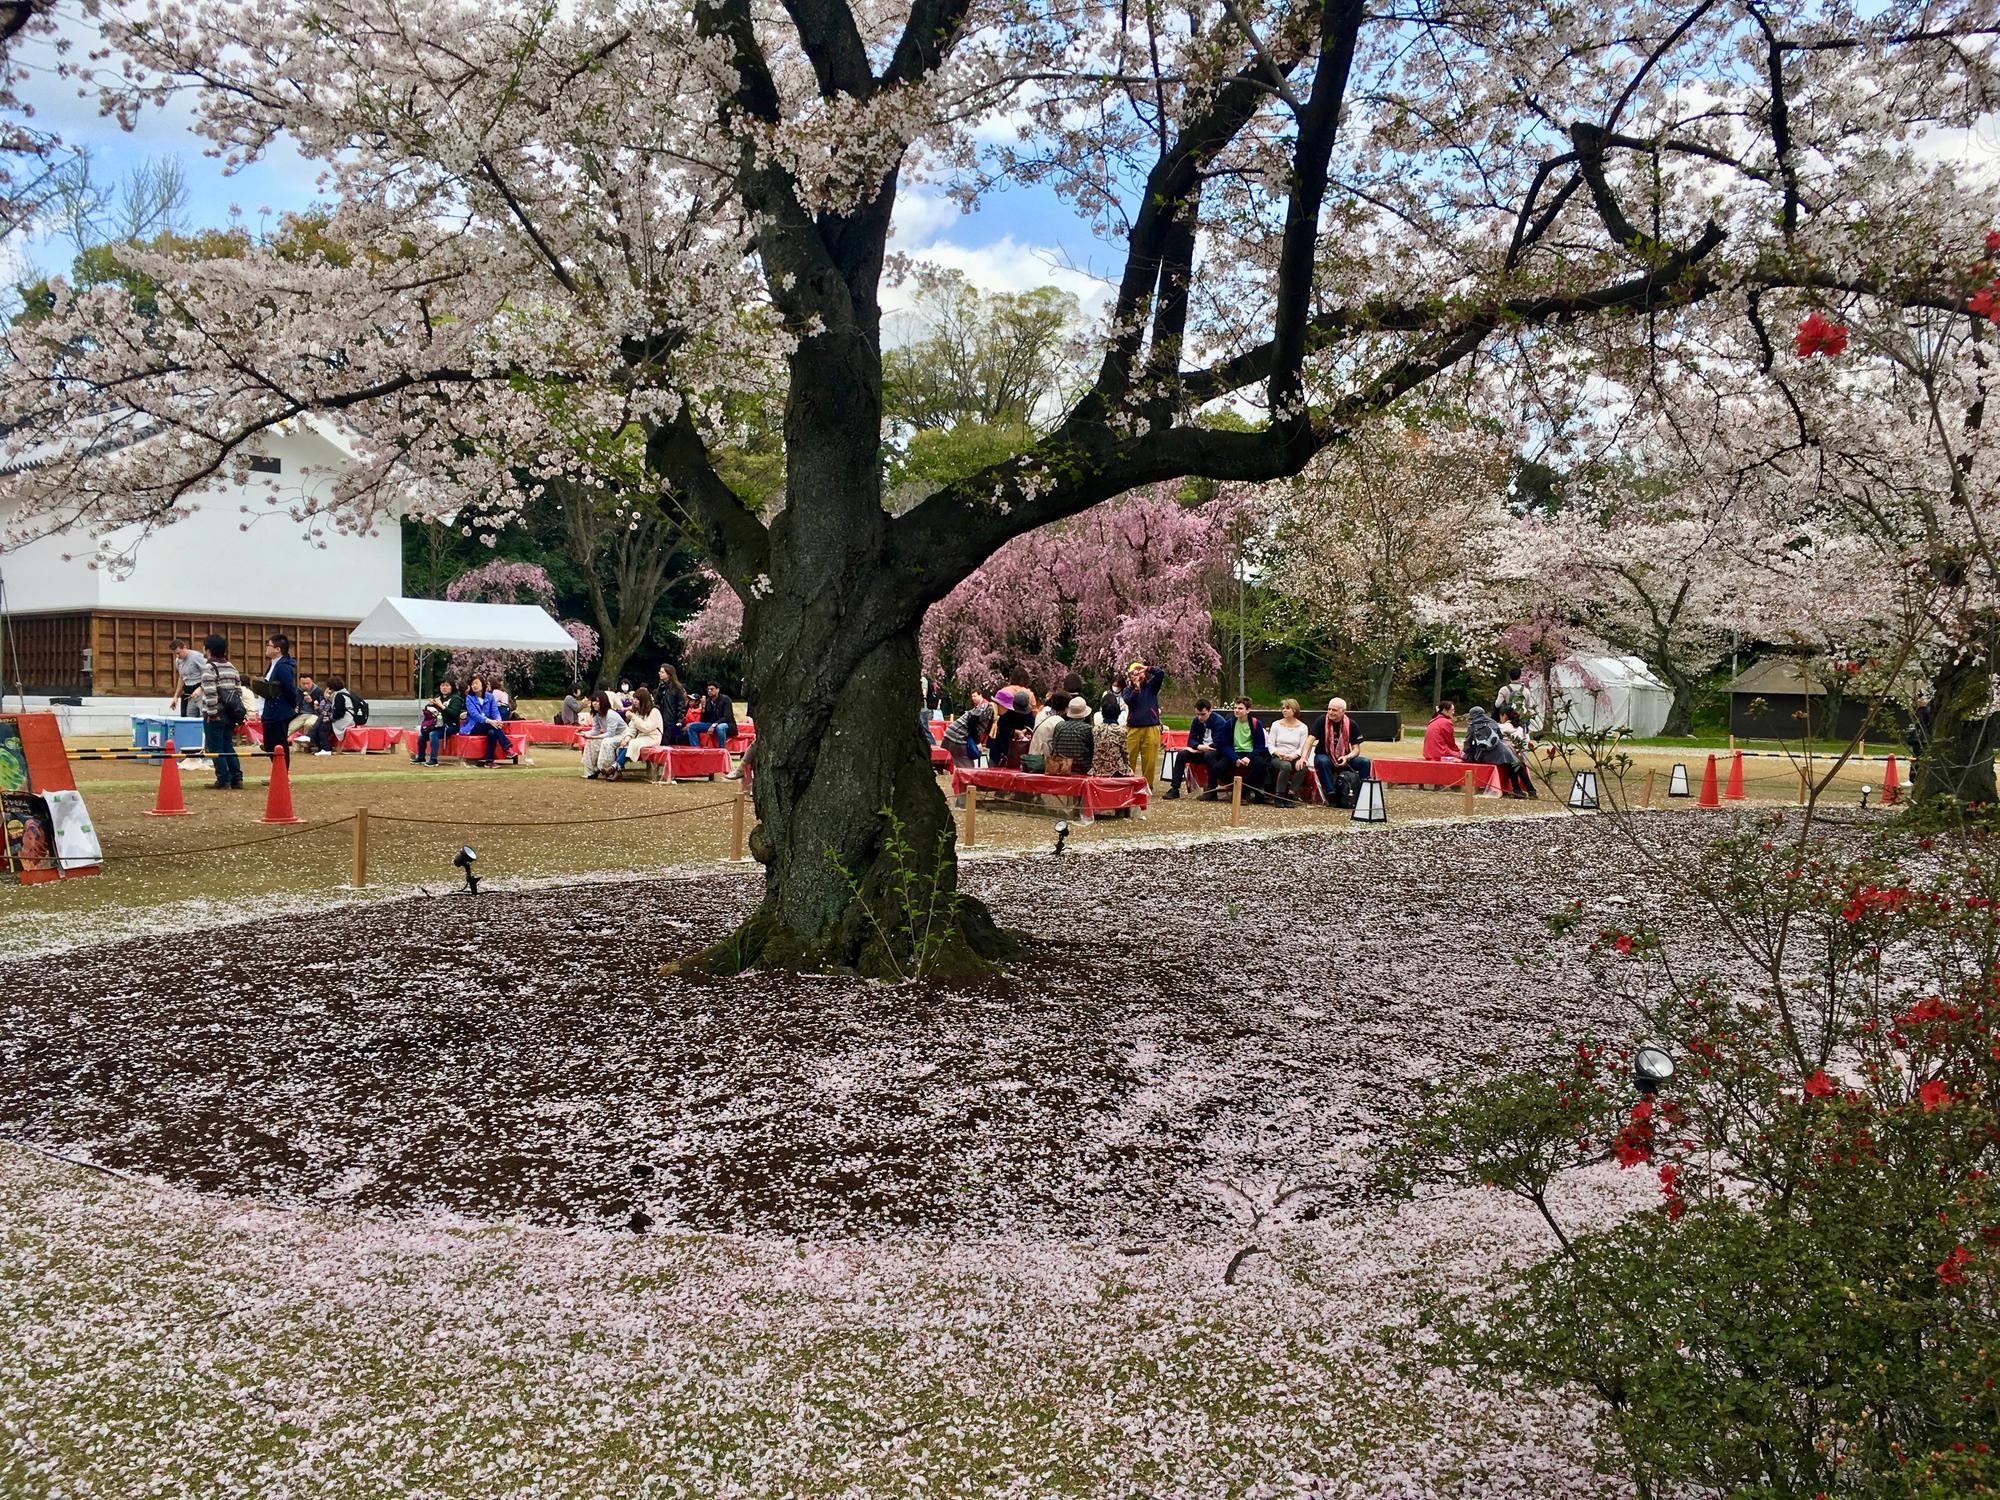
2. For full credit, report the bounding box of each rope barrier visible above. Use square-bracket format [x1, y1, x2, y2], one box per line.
[112, 816, 356, 861]
[367, 797, 738, 829]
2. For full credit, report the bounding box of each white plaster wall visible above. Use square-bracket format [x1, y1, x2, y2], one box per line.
[0, 426, 401, 620]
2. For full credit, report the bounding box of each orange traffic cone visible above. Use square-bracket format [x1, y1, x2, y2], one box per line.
[1884, 754, 1901, 806]
[260, 747, 303, 825]
[1698, 753, 1721, 808]
[1724, 750, 1746, 801]
[144, 737, 193, 817]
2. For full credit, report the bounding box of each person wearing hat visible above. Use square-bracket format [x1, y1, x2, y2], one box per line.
[1048, 692, 1096, 774]
[991, 686, 1036, 770]
[1120, 660, 1167, 787]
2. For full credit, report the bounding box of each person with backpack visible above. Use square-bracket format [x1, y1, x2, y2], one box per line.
[198, 633, 245, 790]
[1462, 704, 1523, 796]
[1494, 666, 1525, 719]
[1314, 696, 1371, 807]
[317, 674, 364, 754]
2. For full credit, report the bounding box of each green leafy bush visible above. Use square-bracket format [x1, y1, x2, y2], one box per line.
[1382, 819, 2000, 1498]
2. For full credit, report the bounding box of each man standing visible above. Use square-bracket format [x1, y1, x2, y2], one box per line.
[1121, 660, 1166, 786]
[169, 637, 207, 715]
[1199, 697, 1272, 802]
[1314, 697, 1372, 806]
[1162, 698, 1213, 800]
[254, 632, 302, 766]
[197, 633, 245, 791]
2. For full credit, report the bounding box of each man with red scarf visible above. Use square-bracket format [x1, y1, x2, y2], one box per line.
[1313, 696, 1371, 806]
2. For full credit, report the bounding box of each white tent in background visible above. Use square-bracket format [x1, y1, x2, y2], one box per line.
[348, 596, 578, 655]
[1525, 654, 1675, 737]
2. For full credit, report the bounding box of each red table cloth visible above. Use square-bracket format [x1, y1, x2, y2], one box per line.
[339, 725, 408, 752]
[443, 726, 531, 762]
[950, 766, 1149, 819]
[513, 720, 583, 747]
[637, 745, 732, 779]
[1371, 758, 1502, 795]
[931, 745, 952, 769]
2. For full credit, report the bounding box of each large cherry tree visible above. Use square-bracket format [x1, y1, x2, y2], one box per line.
[0, 0, 1993, 972]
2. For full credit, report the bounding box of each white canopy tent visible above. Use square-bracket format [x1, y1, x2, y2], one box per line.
[1525, 654, 1675, 737]
[348, 596, 578, 655]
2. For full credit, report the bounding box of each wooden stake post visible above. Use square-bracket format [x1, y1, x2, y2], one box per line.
[730, 789, 747, 862]
[1642, 767, 1656, 808]
[1462, 767, 1476, 816]
[1229, 770, 1243, 827]
[964, 783, 979, 847]
[1799, 767, 1810, 805]
[352, 806, 369, 889]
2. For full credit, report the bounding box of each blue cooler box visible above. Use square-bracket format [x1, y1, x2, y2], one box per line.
[130, 716, 208, 757]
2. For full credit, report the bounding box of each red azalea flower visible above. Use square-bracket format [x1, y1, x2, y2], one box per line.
[1796, 310, 1850, 357]
[1664, 1196, 1686, 1222]
[1971, 285, 2000, 321]
[1803, 1069, 1836, 1098]
[1919, 1078, 1956, 1112]
[1613, 933, 1635, 955]
[1937, 1244, 1973, 1285]
[1986, 229, 2000, 253]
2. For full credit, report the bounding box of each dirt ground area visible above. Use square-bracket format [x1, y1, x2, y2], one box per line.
[1, 815, 1758, 1239]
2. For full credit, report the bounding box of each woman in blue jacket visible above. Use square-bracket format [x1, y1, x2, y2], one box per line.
[1199, 697, 1273, 802]
[461, 676, 512, 766]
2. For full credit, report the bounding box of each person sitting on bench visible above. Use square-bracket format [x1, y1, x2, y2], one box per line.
[461, 675, 513, 766]
[690, 682, 736, 748]
[1314, 697, 1371, 806]
[614, 687, 663, 779]
[1200, 697, 1272, 803]
[1048, 695, 1096, 774]
[1163, 698, 1212, 800]
[1091, 692, 1131, 778]
[1267, 699, 1314, 803]
[1423, 700, 1462, 760]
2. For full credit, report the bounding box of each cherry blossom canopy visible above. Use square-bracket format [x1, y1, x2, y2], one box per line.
[347, 597, 578, 656]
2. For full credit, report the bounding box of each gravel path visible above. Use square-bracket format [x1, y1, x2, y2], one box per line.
[1, 816, 1727, 1238]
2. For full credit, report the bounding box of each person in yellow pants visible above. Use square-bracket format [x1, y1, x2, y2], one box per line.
[1121, 660, 1166, 786]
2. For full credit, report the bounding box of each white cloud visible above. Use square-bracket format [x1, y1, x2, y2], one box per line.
[889, 190, 960, 247]
[885, 234, 1111, 317]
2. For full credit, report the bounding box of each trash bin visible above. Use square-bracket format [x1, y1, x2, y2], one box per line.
[130, 716, 206, 758]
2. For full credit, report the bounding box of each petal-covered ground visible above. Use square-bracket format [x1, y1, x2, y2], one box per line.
[1, 818, 1716, 1238]
[0, 814, 1751, 1497]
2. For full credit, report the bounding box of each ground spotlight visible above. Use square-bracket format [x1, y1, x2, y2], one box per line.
[1860, 784, 1873, 811]
[1633, 1046, 1675, 1096]
[1053, 819, 1069, 856]
[453, 844, 481, 894]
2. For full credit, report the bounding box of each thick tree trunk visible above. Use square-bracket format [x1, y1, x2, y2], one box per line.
[1914, 649, 2000, 807]
[676, 291, 1011, 980]
[1654, 660, 1697, 736]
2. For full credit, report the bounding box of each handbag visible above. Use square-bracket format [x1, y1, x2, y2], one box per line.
[1046, 754, 1075, 775]
[1021, 753, 1047, 774]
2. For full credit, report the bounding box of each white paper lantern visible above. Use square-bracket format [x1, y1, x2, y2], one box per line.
[1351, 778, 1387, 823]
[1667, 763, 1690, 798]
[1568, 770, 1600, 810]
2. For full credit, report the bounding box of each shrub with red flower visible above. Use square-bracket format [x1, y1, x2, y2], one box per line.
[1795, 310, 1850, 357]
[1388, 816, 2000, 1497]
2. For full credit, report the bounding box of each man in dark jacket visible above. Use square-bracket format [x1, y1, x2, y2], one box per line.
[253, 632, 302, 767]
[1314, 696, 1371, 806]
[1163, 698, 1213, 800]
[692, 683, 737, 748]
[1200, 697, 1271, 802]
